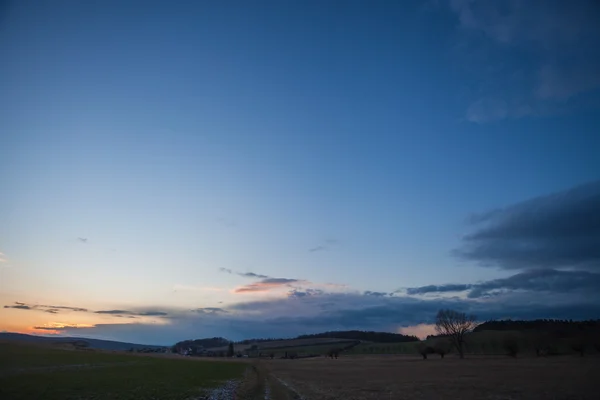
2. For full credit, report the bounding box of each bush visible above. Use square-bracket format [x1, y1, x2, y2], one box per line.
[432, 340, 451, 359]
[503, 337, 519, 358]
[417, 343, 435, 359]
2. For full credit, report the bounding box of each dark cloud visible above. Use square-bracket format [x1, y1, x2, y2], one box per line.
[406, 269, 600, 299]
[406, 284, 472, 295]
[95, 310, 128, 315]
[33, 326, 62, 331]
[78, 237, 88, 243]
[3, 303, 87, 312]
[55, 292, 600, 345]
[46, 305, 88, 312]
[95, 309, 168, 317]
[288, 288, 324, 298]
[455, 181, 600, 270]
[137, 311, 168, 316]
[4, 304, 31, 310]
[364, 291, 390, 297]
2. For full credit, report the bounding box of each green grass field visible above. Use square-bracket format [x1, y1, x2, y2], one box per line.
[0, 342, 247, 400]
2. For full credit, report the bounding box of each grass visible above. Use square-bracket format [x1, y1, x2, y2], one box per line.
[0, 341, 247, 400]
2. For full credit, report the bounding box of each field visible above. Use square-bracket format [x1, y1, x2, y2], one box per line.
[261, 354, 600, 399]
[3, 339, 600, 399]
[0, 341, 247, 400]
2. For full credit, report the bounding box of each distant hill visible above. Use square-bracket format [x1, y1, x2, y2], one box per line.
[297, 330, 419, 343]
[0, 332, 166, 351]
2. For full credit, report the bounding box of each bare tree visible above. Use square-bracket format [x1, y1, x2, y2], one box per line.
[435, 309, 477, 359]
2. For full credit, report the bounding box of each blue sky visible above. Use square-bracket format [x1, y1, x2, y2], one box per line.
[1, 0, 599, 345]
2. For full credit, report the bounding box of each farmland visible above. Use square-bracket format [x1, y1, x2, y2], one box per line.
[0, 341, 247, 400]
[262, 354, 600, 399]
[2, 334, 600, 399]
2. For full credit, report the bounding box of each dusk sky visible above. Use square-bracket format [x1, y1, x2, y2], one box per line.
[1, 0, 599, 345]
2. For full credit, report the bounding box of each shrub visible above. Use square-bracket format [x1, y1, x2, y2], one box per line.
[432, 340, 451, 359]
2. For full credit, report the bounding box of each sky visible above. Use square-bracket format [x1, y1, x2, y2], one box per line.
[1, 0, 599, 345]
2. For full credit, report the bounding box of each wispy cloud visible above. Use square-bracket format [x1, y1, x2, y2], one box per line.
[234, 278, 303, 293]
[3, 302, 88, 312]
[309, 239, 338, 253]
[33, 323, 96, 331]
[3, 302, 169, 317]
[219, 268, 269, 279]
[94, 309, 168, 317]
[77, 237, 88, 244]
[193, 307, 228, 314]
[445, 0, 600, 122]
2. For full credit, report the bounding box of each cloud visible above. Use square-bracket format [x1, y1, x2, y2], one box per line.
[465, 98, 507, 123]
[287, 288, 324, 298]
[33, 323, 96, 332]
[406, 269, 600, 299]
[54, 289, 600, 345]
[3, 302, 88, 312]
[238, 272, 270, 279]
[3, 302, 168, 317]
[95, 309, 168, 317]
[219, 268, 307, 294]
[309, 239, 338, 252]
[4, 304, 32, 310]
[406, 284, 471, 295]
[219, 268, 269, 279]
[77, 237, 88, 243]
[364, 291, 390, 297]
[446, 0, 600, 121]
[455, 180, 600, 270]
[193, 307, 228, 314]
[234, 277, 302, 293]
[32, 326, 62, 331]
[0, 251, 6, 263]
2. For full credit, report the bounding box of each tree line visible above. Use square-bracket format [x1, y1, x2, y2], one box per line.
[297, 330, 419, 343]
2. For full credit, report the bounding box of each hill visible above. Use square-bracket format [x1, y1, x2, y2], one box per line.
[0, 332, 166, 351]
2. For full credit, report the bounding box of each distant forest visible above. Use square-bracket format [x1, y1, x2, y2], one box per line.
[297, 330, 419, 343]
[473, 319, 600, 336]
[172, 337, 229, 352]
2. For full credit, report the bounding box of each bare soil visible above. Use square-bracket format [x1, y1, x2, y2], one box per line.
[259, 354, 600, 399]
